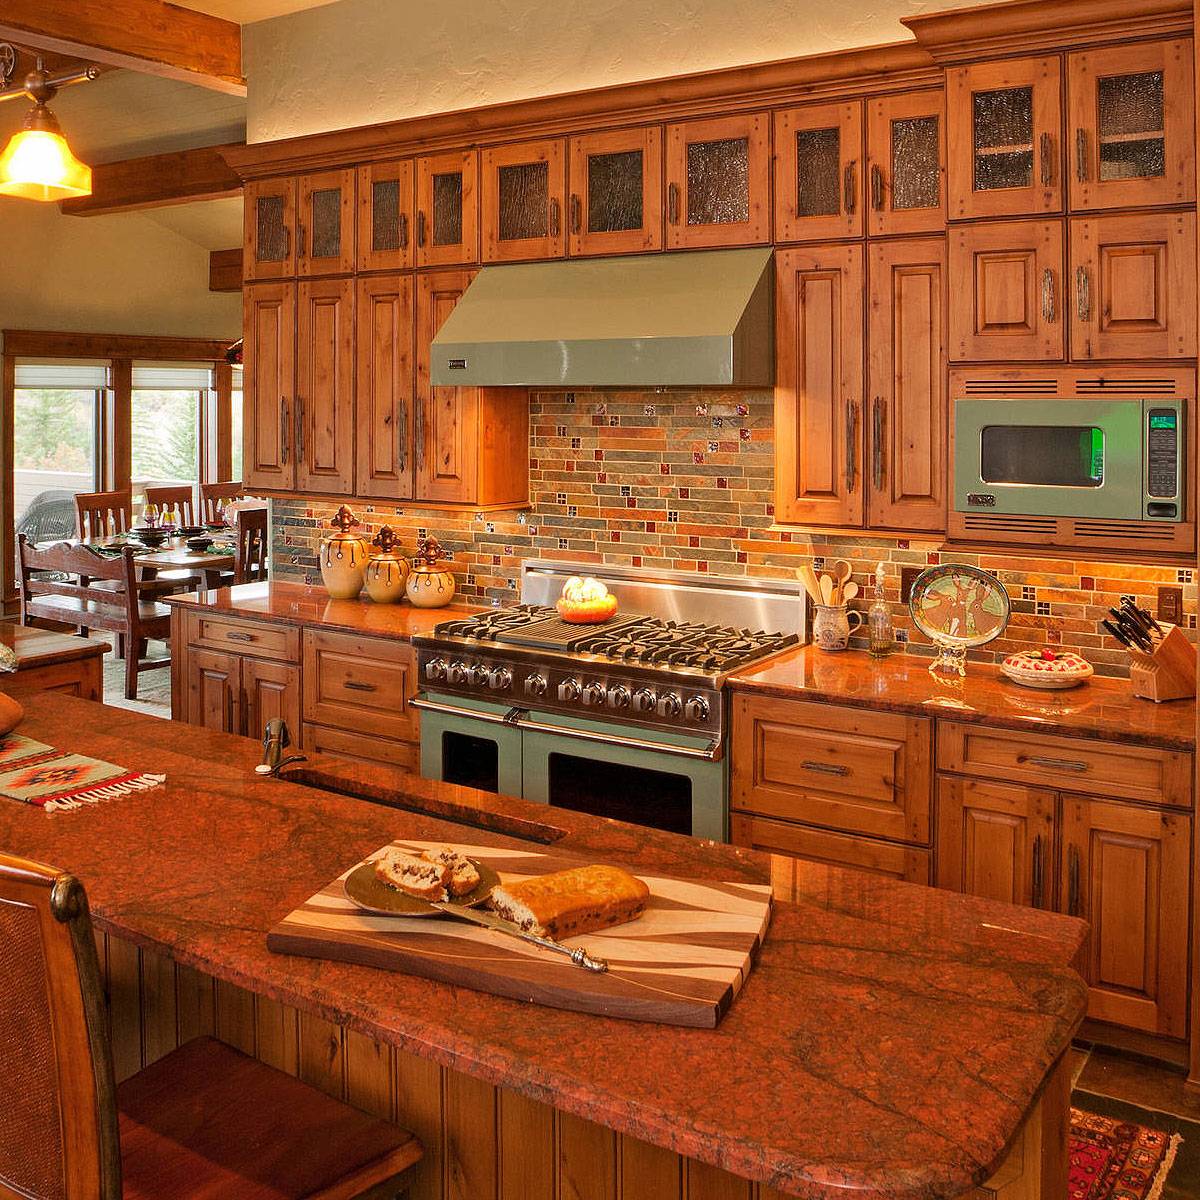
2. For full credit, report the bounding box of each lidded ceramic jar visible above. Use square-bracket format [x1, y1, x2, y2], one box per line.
[319, 505, 369, 600]
[363, 526, 410, 604]
[405, 536, 456, 609]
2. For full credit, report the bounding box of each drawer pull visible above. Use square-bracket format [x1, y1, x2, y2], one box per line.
[344, 680, 378, 693]
[801, 760, 849, 777]
[225, 631, 256, 643]
[1019, 754, 1088, 773]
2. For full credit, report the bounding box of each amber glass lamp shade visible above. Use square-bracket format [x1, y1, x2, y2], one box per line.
[0, 103, 92, 201]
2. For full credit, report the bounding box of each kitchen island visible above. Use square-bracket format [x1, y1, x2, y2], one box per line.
[0, 694, 1088, 1200]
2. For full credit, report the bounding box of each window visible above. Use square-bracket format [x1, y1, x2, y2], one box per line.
[230, 366, 244, 481]
[131, 364, 211, 501]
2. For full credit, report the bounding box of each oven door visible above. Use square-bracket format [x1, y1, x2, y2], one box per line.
[954, 398, 1143, 519]
[416, 693, 523, 797]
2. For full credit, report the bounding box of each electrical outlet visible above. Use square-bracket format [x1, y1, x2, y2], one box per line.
[1157, 584, 1184, 626]
[900, 566, 923, 606]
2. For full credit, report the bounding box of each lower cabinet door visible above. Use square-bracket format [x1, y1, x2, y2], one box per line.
[1061, 796, 1191, 1039]
[936, 777, 1056, 909]
[242, 659, 302, 744]
[186, 649, 241, 735]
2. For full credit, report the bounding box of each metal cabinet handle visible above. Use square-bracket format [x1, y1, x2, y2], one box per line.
[280, 397, 290, 465]
[225, 631, 256, 643]
[398, 212, 409, 249]
[1067, 844, 1081, 916]
[1031, 833, 1044, 908]
[295, 396, 305, 464]
[549, 197, 561, 238]
[415, 400, 425, 470]
[801, 760, 849, 776]
[344, 680, 377, 693]
[870, 163, 884, 211]
[417, 210, 427, 247]
[1041, 269, 1056, 323]
[843, 161, 856, 214]
[871, 397, 885, 491]
[225, 686, 235, 733]
[1019, 754, 1088, 772]
[667, 181, 680, 225]
[844, 399, 858, 492]
[1039, 132, 1054, 186]
[397, 399, 408, 471]
[1075, 128, 1088, 183]
[1076, 266, 1091, 323]
[569, 193, 582, 234]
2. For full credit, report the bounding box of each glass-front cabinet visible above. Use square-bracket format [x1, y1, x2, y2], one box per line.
[481, 138, 567, 262]
[357, 160, 414, 272]
[415, 150, 479, 268]
[1067, 39, 1195, 211]
[947, 56, 1062, 218]
[244, 179, 297, 282]
[566, 127, 663, 256]
[664, 113, 771, 249]
[297, 169, 356, 276]
[866, 90, 945, 236]
[774, 102, 862, 242]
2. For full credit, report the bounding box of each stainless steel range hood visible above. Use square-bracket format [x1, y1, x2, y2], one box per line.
[430, 247, 773, 388]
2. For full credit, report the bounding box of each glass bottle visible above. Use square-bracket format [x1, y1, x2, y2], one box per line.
[868, 561, 894, 658]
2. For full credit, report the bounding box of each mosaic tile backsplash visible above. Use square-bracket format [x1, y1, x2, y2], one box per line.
[270, 390, 1198, 678]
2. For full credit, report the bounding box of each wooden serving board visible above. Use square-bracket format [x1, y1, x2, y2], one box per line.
[267, 839, 772, 1028]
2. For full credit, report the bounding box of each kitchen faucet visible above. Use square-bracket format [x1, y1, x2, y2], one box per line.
[256, 718, 306, 777]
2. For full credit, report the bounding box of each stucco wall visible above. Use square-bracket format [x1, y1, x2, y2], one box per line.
[243, 0, 994, 142]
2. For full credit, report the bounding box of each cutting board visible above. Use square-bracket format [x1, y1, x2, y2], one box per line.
[267, 839, 772, 1028]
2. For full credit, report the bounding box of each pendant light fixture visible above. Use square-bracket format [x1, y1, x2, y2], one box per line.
[0, 46, 98, 202]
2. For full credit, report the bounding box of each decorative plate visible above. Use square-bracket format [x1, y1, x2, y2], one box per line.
[342, 857, 499, 918]
[1001, 649, 1094, 690]
[908, 563, 1010, 677]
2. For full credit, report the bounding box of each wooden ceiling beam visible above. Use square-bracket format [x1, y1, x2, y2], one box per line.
[0, 0, 244, 95]
[60, 142, 244, 216]
[208, 248, 242, 292]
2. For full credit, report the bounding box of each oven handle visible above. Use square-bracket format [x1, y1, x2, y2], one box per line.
[411, 697, 723, 762]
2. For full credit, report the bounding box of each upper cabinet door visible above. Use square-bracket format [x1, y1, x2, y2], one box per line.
[242, 282, 296, 491]
[774, 244, 865, 528]
[481, 139, 567, 263]
[665, 113, 771, 249]
[567, 127, 663, 257]
[244, 179, 297, 282]
[866, 90, 946, 237]
[947, 56, 1062, 219]
[295, 278, 355, 495]
[948, 219, 1065, 361]
[774, 102, 863, 243]
[297, 169, 356, 277]
[415, 150, 479, 268]
[1070, 211, 1197, 361]
[356, 160, 414, 272]
[1068, 39, 1195, 212]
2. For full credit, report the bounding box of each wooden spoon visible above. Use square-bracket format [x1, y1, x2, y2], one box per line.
[819, 574, 835, 606]
[842, 581, 859, 603]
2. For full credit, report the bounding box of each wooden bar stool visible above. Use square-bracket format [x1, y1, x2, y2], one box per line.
[0, 853, 422, 1200]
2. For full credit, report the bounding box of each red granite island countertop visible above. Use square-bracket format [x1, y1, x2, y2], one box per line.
[730, 645, 1196, 751]
[0, 695, 1088, 1200]
[164, 580, 486, 638]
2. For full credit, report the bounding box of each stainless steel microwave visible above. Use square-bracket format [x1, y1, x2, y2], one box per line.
[953, 397, 1185, 523]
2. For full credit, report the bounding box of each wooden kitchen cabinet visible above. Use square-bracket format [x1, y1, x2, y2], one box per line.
[948, 219, 1065, 361]
[773, 101, 863, 243]
[356, 160, 414, 272]
[567, 126, 663, 257]
[664, 113, 771, 249]
[866, 89, 945, 236]
[481, 138, 567, 263]
[295, 278, 355, 495]
[242, 658, 302, 742]
[867, 238, 946, 533]
[1067, 39, 1195, 212]
[183, 647, 300, 741]
[297, 169, 356, 277]
[244, 178, 297, 281]
[356, 273, 415, 500]
[415, 149, 479, 268]
[947, 55, 1062, 219]
[774, 243, 865, 527]
[1069, 211, 1198, 361]
[242, 281, 297, 492]
[1061, 796, 1190, 1039]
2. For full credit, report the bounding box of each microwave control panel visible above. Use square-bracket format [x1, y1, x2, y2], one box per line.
[1145, 401, 1184, 520]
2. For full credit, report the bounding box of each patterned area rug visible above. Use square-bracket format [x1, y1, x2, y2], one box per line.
[1071, 1107, 1181, 1200]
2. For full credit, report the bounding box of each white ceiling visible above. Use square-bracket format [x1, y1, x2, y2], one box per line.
[140, 196, 244, 250]
[172, 0, 341, 23]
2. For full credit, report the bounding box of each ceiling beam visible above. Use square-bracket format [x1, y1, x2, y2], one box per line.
[209, 248, 243, 292]
[60, 142, 244, 216]
[0, 1, 244, 95]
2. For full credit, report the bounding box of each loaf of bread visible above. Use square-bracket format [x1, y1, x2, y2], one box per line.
[422, 846, 481, 897]
[488, 864, 649, 939]
[373, 849, 449, 901]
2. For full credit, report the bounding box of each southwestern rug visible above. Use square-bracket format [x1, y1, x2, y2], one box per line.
[1070, 1106, 1183, 1200]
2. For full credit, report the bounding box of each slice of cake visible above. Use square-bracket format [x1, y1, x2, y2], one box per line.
[488, 864, 649, 940]
[372, 848, 450, 901]
[420, 846, 481, 897]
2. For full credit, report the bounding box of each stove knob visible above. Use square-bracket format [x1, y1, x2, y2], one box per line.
[487, 667, 512, 691]
[467, 663, 491, 687]
[607, 685, 631, 711]
[446, 660, 469, 685]
[631, 687, 657, 714]
[424, 657, 447, 683]
[524, 672, 548, 698]
[557, 677, 582, 703]
[581, 681, 607, 707]
[684, 695, 711, 722]
[656, 692, 682, 719]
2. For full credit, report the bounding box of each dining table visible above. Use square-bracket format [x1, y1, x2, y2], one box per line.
[40, 534, 237, 591]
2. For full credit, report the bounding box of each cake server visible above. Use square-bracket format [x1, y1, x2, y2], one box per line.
[428, 901, 610, 972]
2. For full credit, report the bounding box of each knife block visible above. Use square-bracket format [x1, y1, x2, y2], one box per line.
[1128, 624, 1197, 703]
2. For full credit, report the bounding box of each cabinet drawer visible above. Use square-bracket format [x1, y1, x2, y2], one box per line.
[187, 613, 299, 662]
[731, 694, 932, 844]
[938, 722, 1192, 809]
[304, 723, 420, 773]
[303, 630, 420, 743]
[730, 812, 931, 884]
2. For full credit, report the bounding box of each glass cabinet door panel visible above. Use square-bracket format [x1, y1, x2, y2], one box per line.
[867, 91, 944, 235]
[416, 150, 479, 267]
[686, 137, 749, 226]
[893, 116, 941, 210]
[481, 140, 565, 262]
[432, 171, 464, 246]
[774, 102, 862, 242]
[568, 126, 662, 256]
[370, 178, 402, 252]
[244, 179, 296, 280]
[588, 149, 643, 232]
[309, 188, 343, 259]
[1096, 71, 1165, 181]
[298, 169, 355, 276]
[256, 194, 289, 263]
[973, 86, 1034, 191]
[357, 160, 413, 272]
[794, 127, 840, 217]
[498, 161, 550, 241]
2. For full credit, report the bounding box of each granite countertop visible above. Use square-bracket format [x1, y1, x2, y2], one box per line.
[730, 646, 1196, 752]
[164, 581, 486, 639]
[0, 694, 1088, 1200]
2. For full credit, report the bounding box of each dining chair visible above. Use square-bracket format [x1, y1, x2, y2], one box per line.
[0, 852, 423, 1200]
[74, 490, 132, 541]
[142, 484, 196, 527]
[199, 479, 245, 523]
[235, 505, 269, 584]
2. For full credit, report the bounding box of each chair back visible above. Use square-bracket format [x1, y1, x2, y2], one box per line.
[199, 481, 244, 524]
[0, 853, 120, 1199]
[234, 507, 269, 584]
[18, 536, 138, 624]
[142, 485, 196, 527]
[74, 491, 132, 541]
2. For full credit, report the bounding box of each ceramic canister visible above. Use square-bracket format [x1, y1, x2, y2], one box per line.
[319, 505, 369, 600]
[363, 526, 410, 604]
[405, 535, 456, 609]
